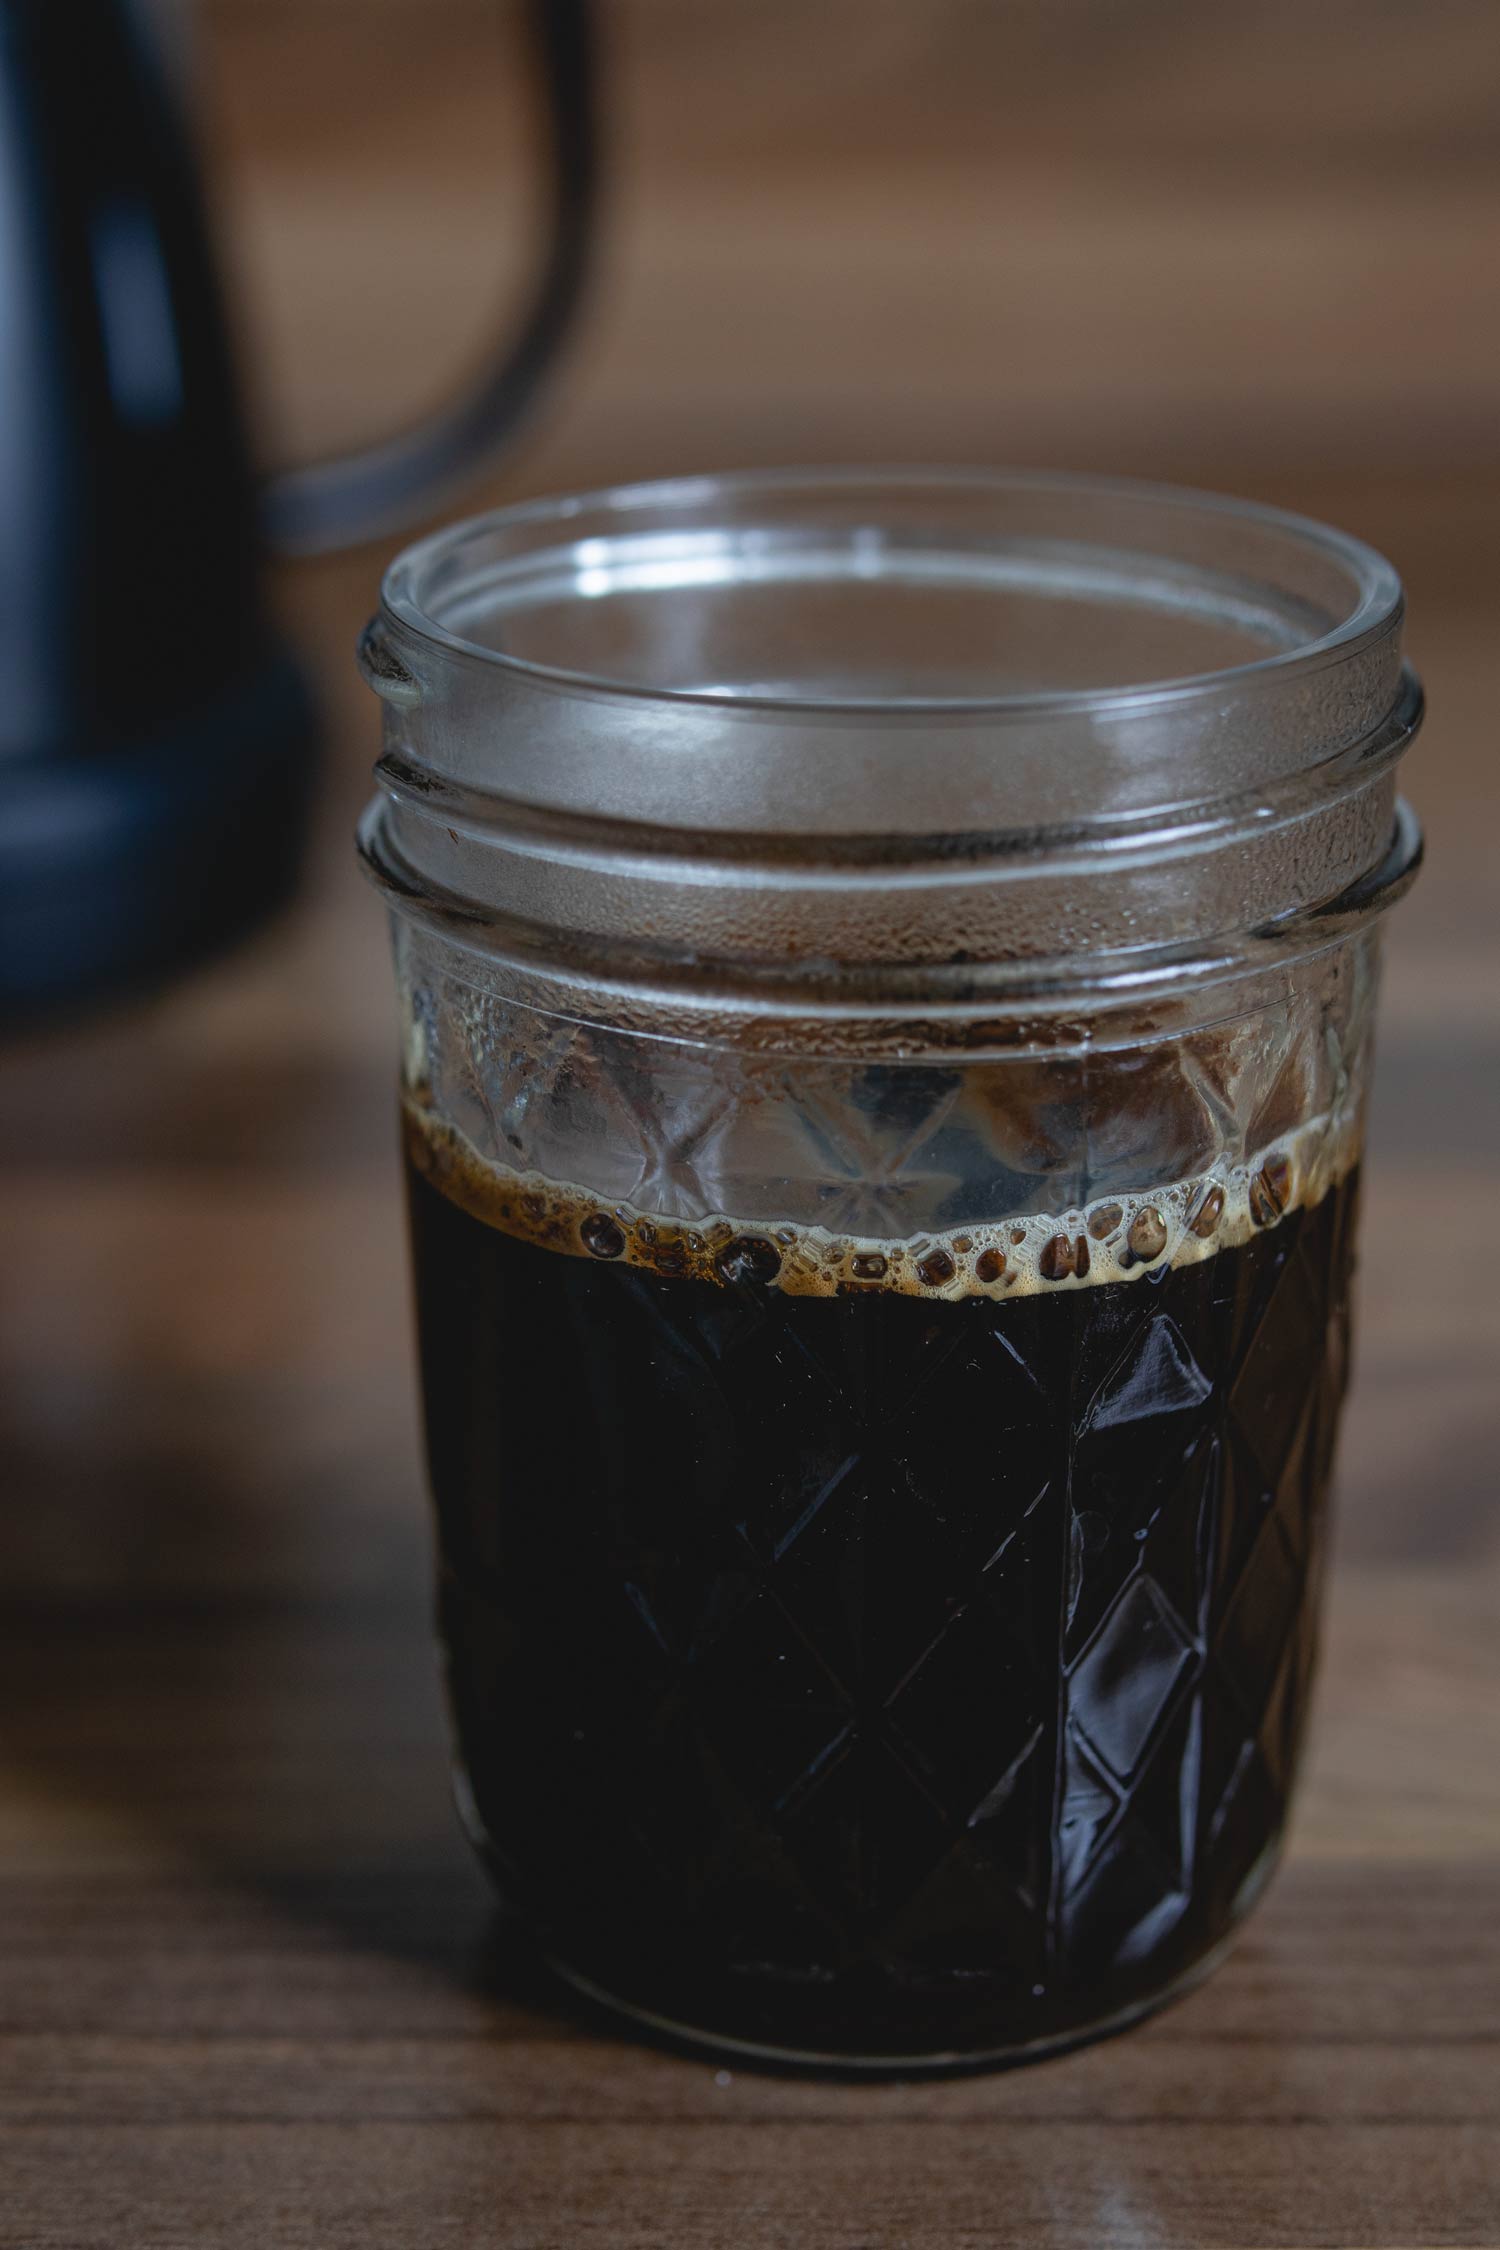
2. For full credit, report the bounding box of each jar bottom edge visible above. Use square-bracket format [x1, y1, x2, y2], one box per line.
[539, 1921, 1250, 2079]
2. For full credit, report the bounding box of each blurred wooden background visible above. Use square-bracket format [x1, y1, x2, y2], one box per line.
[1, 4, 1497, 2243]
[205, 0, 1500, 480]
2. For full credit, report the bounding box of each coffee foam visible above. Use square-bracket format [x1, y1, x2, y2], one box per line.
[403, 1095, 1360, 1302]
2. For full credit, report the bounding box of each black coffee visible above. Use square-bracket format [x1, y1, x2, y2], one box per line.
[406, 1118, 1356, 2063]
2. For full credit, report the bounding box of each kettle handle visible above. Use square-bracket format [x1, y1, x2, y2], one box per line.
[262, 0, 597, 557]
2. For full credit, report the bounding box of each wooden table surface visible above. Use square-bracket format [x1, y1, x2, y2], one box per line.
[3, 7, 1500, 2243]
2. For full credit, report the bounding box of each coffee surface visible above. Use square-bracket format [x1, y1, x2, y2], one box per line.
[403, 1094, 1355, 1303]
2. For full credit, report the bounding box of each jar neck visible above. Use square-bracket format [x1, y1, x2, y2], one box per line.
[358, 470, 1422, 1047]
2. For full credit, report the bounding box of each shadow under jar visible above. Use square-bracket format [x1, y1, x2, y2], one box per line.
[359, 470, 1422, 2071]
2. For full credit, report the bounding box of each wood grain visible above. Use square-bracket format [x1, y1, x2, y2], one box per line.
[2, 4, 1499, 2242]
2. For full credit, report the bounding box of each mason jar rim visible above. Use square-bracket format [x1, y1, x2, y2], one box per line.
[378, 464, 1403, 719]
[359, 465, 1421, 1041]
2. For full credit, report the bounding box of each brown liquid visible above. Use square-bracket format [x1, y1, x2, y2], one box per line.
[407, 1145, 1357, 2064]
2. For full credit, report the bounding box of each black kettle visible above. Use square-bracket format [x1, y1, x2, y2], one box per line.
[0, 0, 597, 1016]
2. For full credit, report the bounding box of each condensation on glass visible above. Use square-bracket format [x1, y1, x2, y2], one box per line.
[359, 471, 1422, 2069]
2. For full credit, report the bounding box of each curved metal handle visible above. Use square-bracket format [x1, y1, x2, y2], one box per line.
[262, 0, 598, 558]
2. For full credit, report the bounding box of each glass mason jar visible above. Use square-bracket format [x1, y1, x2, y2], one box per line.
[358, 470, 1421, 2071]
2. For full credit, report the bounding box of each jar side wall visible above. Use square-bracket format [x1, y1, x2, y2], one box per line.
[393, 916, 1380, 1269]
